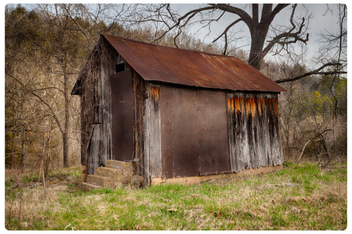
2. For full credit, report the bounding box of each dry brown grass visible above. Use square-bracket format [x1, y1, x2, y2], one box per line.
[5, 162, 347, 230]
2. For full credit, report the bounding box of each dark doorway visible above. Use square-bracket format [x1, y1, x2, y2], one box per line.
[109, 70, 134, 161]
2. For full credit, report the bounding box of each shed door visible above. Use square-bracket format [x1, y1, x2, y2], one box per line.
[160, 84, 231, 178]
[109, 70, 134, 161]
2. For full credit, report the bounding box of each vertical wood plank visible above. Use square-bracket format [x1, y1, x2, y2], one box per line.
[133, 71, 145, 176]
[99, 39, 116, 164]
[100, 46, 107, 166]
[132, 69, 137, 164]
[87, 124, 100, 175]
[149, 83, 162, 178]
[242, 93, 251, 169]
[273, 93, 284, 164]
[261, 93, 272, 166]
[80, 95, 86, 165]
[227, 92, 236, 172]
[247, 93, 259, 169]
[267, 94, 279, 166]
[234, 92, 247, 171]
[271, 93, 283, 165]
[256, 93, 266, 167]
[143, 83, 151, 185]
[254, 93, 262, 167]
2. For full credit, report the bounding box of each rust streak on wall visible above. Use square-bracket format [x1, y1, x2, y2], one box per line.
[251, 97, 257, 119]
[149, 85, 160, 111]
[257, 96, 262, 116]
[273, 98, 278, 116]
[228, 92, 283, 173]
[227, 97, 234, 114]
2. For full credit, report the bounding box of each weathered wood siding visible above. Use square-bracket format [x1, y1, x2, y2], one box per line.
[80, 38, 116, 177]
[227, 92, 283, 172]
[132, 71, 146, 178]
[140, 81, 162, 183]
[80, 47, 101, 176]
[78, 38, 283, 183]
[100, 39, 116, 165]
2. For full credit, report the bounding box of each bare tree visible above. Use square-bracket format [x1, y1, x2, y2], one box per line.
[135, 4, 311, 70]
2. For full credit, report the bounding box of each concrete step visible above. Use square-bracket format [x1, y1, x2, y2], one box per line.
[87, 174, 122, 188]
[105, 160, 133, 171]
[78, 182, 102, 191]
[96, 167, 133, 183]
[78, 160, 135, 191]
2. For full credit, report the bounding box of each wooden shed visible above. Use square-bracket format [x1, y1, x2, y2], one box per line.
[72, 34, 286, 187]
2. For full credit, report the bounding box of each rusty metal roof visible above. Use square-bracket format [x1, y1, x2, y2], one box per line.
[102, 34, 286, 93]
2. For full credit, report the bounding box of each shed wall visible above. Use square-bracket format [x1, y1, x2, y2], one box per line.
[80, 38, 117, 177]
[227, 92, 283, 172]
[160, 84, 231, 178]
[143, 84, 284, 180]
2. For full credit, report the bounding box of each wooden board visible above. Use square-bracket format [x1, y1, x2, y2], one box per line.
[227, 92, 284, 172]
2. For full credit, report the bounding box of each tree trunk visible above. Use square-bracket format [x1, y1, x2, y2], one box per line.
[248, 30, 266, 70]
[248, 11, 272, 70]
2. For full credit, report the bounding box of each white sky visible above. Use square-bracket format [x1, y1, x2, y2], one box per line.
[169, 4, 345, 65]
[3, 2, 345, 63]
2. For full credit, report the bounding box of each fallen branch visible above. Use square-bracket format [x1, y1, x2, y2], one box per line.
[27, 183, 43, 189]
[295, 129, 332, 164]
[6, 184, 19, 191]
[295, 139, 311, 164]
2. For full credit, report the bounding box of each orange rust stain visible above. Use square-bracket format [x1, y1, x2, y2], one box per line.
[257, 98, 262, 116]
[140, 78, 145, 93]
[150, 86, 160, 103]
[246, 99, 251, 118]
[273, 98, 278, 115]
[234, 97, 243, 115]
[227, 97, 234, 113]
[251, 98, 256, 118]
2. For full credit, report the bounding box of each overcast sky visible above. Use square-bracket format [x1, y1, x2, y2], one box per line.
[168, 4, 345, 64]
[3, 2, 347, 66]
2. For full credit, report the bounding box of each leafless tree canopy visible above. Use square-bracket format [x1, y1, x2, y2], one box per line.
[132, 4, 313, 70]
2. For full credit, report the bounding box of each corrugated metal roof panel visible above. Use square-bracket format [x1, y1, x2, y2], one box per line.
[102, 34, 286, 93]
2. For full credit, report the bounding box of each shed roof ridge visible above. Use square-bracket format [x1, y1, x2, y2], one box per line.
[101, 34, 241, 60]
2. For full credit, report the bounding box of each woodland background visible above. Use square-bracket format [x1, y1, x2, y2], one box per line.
[5, 4, 347, 179]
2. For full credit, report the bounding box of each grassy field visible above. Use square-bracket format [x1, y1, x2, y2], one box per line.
[5, 161, 347, 230]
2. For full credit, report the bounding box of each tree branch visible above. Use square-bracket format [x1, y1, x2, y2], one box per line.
[212, 4, 253, 27]
[152, 6, 215, 43]
[262, 5, 308, 57]
[265, 4, 290, 24]
[62, 4, 89, 39]
[212, 18, 243, 43]
[31, 92, 64, 135]
[275, 62, 346, 84]
[6, 71, 64, 135]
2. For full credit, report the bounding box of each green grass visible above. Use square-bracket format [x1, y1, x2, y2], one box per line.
[5, 162, 347, 230]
